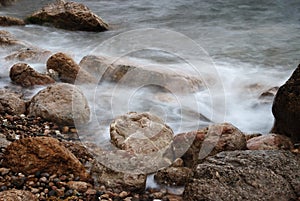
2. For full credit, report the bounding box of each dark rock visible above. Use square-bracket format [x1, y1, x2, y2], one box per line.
[259, 86, 279, 104]
[0, 189, 37, 201]
[272, 64, 300, 143]
[154, 166, 192, 186]
[26, 0, 109, 32]
[175, 123, 247, 168]
[5, 47, 51, 62]
[183, 150, 300, 201]
[9, 63, 55, 87]
[0, 0, 17, 6]
[46, 52, 97, 84]
[0, 89, 26, 115]
[247, 133, 294, 150]
[2, 137, 90, 181]
[28, 83, 90, 126]
[0, 16, 25, 26]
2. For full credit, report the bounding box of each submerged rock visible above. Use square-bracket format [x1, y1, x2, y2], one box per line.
[272, 64, 300, 143]
[5, 47, 51, 62]
[0, 16, 25, 26]
[0, 0, 18, 6]
[174, 123, 247, 168]
[183, 150, 300, 201]
[0, 189, 37, 201]
[9, 63, 55, 87]
[26, 0, 109, 32]
[0, 30, 26, 48]
[247, 133, 294, 150]
[47, 52, 96, 84]
[2, 137, 90, 181]
[0, 89, 26, 115]
[28, 83, 90, 126]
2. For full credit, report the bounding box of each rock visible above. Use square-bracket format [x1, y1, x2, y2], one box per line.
[67, 181, 91, 193]
[0, 30, 26, 48]
[28, 83, 90, 126]
[0, 189, 37, 201]
[175, 123, 247, 168]
[154, 166, 192, 186]
[0, 133, 11, 148]
[0, 89, 26, 115]
[244, 133, 262, 141]
[79, 55, 204, 93]
[272, 64, 300, 143]
[5, 47, 51, 62]
[0, 0, 17, 6]
[247, 133, 294, 150]
[110, 112, 174, 155]
[46, 52, 97, 84]
[26, 0, 109, 32]
[0, 16, 25, 26]
[2, 137, 90, 181]
[258, 86, 279, 104]
[183, 150, 300, 201]
[9, 63, 55, 87]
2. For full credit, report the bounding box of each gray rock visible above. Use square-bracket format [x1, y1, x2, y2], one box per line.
[0, 89, 26, 115]
[183, 150, 300, 201]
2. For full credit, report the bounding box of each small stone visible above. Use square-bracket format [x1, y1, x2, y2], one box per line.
[31, 187, 40, 194]
[0, 168, 10, 175]
[65, 189, 73, 197]
[119, 191, 129, 198]
[39, 176, 47, 183]
[67, 181, 90, 193]
[48, 189, 57, 196]
[62, 126, 69, 133]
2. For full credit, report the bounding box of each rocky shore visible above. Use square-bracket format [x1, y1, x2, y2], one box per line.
[0, 1, 299, 201]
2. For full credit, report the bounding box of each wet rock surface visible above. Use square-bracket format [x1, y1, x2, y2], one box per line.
[26, 0, 109, 32]
[5, 47, 51, 62]
[0, 189, 37, 201]
[47, 52, 96, 84]
[0, 16, 25, 26]
[9, 63, 55, 87]
[0, 30, 26, 48]
[183, 150, 300, 201]
[247, 133, 294, 150]
[0, 89, 26, 115]
[154, 166, 192, 186]
[272, 64, 300, 143]
[28, 83, 90, 126]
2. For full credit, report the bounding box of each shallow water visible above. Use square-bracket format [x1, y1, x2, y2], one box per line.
[1, 0, 300, 135]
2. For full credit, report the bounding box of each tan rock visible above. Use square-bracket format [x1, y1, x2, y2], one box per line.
[247, 133, 294, 150]
[9, 63, 55, 87]
[5, 47, 51, 62]
[28, 83, 90, 126]
[0, 89, 26, 115]
[2, 137, 90, 181]
[26, 0, 108, 32]
[0, 189, 37, 201]
[0, 30, 26, 47]
[0, 16, 25, 26]
[67, 181, 91, 193]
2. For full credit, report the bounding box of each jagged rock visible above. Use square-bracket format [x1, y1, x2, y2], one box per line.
[46, 52, 97, 84]
[247, 133, 294, 150]
[0, 189, 37, 201]
[110, 112, 174, 155]
[79, 55, 204, 93]
[154, 166, 192, 186]
[0, 89, 26, 115]
[272, 64, 300, 143]
[5, 47, 51, 62]
[28, 83, 90, 126]
[26, 0, 109, 32]
[2, 137, 90, 181]
[0, 16, 25, 26]
[183, 150, 300, 201]
[9, 63, 55, 87]
[174, 123, 247, 167]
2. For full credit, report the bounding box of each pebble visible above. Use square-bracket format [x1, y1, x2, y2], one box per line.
[0, 168, 10, 176]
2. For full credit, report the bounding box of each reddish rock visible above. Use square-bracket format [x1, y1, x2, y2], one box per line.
[26, 0, 109, 32]
[0, 189, 37, 201]
[0, 89, 26, 115]
[175, 123, 247, 167]
[247, 133, 294, 150]
[9, 63, 55, 87]
[46, 52, 96, 84]
[272, 64, 300, 143]
[28, 83, 90, 126]
[154, 166, 192, 186]
[0, 16, 25, 26]
[2, 137, 90, 181]
[5, 47, 51, 62]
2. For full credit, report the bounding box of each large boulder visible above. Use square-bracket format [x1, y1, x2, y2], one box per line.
[79, 55, 204, 93]
[0, 89, 26, 115]
[46, 52, 97, 84]
[26, 0, 109, 32]
[110, 112, 174, 155]
[2, 137, 90, 181]
[28, 83, 90, 126]
[247, 133, 294, 150]
[9, 63, 55, 87]
[174, 123, 247, 168]
[272, 64, 300, 143]
[183, 150, 300, 201]
[0, 16, 25, 26]
[0, 189, 37, 201]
